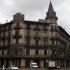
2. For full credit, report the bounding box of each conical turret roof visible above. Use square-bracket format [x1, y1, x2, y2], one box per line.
[48, 1, 54, 13]
[45, 1, 58, 20]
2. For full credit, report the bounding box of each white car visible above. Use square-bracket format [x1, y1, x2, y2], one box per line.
[30, 63, 38, 68]
[8, 65, 18, 70]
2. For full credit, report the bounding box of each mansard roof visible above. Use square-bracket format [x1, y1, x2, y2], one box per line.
[0, 20, 69, 37]
[0, 21, 13, 27]
[58, 26, 70, 37]
[24, 20, 51, 25]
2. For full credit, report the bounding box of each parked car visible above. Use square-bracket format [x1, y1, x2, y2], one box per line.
[30, 63, 38, 68]
[8, 65, 18, 70]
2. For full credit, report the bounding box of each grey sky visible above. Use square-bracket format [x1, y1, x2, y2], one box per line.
[0, 0, 70, 34]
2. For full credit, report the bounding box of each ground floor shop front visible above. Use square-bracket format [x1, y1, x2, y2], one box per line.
[0, 57, 70, 68]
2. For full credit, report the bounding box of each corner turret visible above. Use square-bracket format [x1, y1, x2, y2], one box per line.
[45, 1, 58, 23]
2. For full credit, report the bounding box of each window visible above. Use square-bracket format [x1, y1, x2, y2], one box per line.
[26, 49, 30, 55]
[2, 50, 4, 55]
[44, 50, 47, 55]
[43, 25, 46, 31]
[35, 49, 38, 55]
[26, 38, 30, 45]
[15, 30, 19, 36]
[44, 39, 48, 46]
[4, 50, 7, 55]
[7, 50, 9, 55]
[26, 30, 30, 35]
[55, 26, 57, 30]
[16, 39, 19, 44]
[30, 49, 35, 55]
[34, 31, 40, 39]
[11, 48, 18, 56]
[8, 25, 11, 30]
[34, 25, 40, 30]
[25, 59, 30, 68]
[52, 40, 55, 45]
[35, 31, 39, 36]
[0, 50, 2, 55]
[15, 30, 20, 44]
[51, 25, 55, 30]
[26, 24, 30, 29]
[19, 48, 22, 56]
[39, 50, 44, 55]
[15, 48, 18, 55]
[35, 40, 39, 46]
[34, 25, 38, 29]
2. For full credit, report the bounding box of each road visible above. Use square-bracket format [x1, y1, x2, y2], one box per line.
[0, 68, 70, 70]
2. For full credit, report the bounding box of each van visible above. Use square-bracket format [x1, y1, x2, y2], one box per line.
[30, 63, 38, 68]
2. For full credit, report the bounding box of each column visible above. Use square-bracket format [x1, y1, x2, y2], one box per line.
[21, 59, 25, 68]
[40, 60, 44, 68]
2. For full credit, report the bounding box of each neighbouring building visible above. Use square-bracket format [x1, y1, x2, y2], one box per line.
[0, 1, 70, 68]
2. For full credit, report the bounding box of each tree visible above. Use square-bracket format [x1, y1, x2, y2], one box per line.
[65, 46, 70, 58]
[49, 45, 63, 58]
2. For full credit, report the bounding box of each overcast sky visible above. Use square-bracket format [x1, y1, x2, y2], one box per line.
[0, 0, 70, 34]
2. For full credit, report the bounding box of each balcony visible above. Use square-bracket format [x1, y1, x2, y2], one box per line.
[50, 28, 59, 32]
[33, 27, 40, 31]
[43, 36, 48, 39]
[0, 54, 23, 58]
[33, 35, 41, 39]
[7, 28, 11, 31]
[0, 29, 5, 32]
[50, 36, 56, 40]
[50, 36, 61, 41]
[24, 55, 48, 59]
[6, 35, 11, 39]
[14, 26, 22, 30]
[0, 45, 10, 50]
[25, 34, 31, 38]
[0, 35, 11, 40]
[26, 26, 31, 30]
[24, 44, 48, 49]
[1, 36, 6, 40]
[43, 29, 47, 31]
[13, 34, 22, 39]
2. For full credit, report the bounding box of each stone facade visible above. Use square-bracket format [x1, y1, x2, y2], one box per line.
[0, 1, 70, 69]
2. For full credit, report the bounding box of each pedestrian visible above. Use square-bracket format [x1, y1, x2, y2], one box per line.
[2, 65, 5, 70]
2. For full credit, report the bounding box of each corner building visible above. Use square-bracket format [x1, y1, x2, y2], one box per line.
[0, 1, 70, 68]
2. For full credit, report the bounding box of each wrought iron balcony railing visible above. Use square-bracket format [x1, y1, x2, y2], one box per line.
[43, 28, 48, 31]
[6, 35, 11, 39]
[14, 26, 22, 29]
[25, 34, 31, 38]
[1, 36, 6, 40]
[33, 35, 41, 39]
[43, 36, 48, 39]
[24, 44, 48, 49]
[33, 27, 40, 31]
[0, 35, 11, 40]
[13, 34, 22, 38]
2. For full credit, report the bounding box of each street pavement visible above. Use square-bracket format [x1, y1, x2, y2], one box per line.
[0, 68, 70, 70]
[56, 68, 70, 70]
